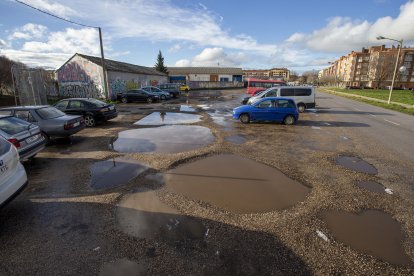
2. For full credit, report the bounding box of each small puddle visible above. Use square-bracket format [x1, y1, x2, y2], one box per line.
[336, 156, 378, 175]
[90, 157, 148, 190]
[179, 105, 196, 112]
[163, 154, 310, 214]
[356, 181, 385, 194]
[112, 125, 215, 153]
[321, 210, 412, 266]
[117, 188, 205, 241]
[225, 134, 247, 144]
[134, 112, 202, 125]
[99, 259, 145, 276]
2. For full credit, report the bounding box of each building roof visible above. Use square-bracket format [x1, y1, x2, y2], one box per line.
[167, 67, 243, 75]
[57, 53, 167, 76]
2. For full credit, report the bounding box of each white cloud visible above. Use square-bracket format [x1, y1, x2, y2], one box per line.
[287, 1, 414, 52]
[168, 44, 181, 53]
[175, 47, 250, 67]
[20, 0, 77, 18]
[9, 23, 47, 40]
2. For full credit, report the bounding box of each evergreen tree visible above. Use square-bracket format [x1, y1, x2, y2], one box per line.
[154, 50, 168, 73]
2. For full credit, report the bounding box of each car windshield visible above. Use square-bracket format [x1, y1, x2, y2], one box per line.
[0, 116, 30, 135]
[87, 99, 107, 107]
[36, 107, 65, 119]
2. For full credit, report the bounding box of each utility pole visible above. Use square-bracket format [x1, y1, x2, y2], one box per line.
[98, 27, 109, 99]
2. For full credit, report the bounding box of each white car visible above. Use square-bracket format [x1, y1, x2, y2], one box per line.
[0, 138, 28, 207]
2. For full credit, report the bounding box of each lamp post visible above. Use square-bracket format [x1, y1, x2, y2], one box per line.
[376, 36, 403, 104]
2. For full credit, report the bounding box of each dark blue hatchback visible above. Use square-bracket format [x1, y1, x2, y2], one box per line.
[232, 97, 299, 125]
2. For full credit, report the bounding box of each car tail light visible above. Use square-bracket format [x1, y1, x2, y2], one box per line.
[64, 123, 74, 130]
[8, 138, 21, 149]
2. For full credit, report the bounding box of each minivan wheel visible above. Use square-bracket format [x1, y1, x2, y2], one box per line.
[121, 97, 128, 104]
[297, 103, 306, 113]
[84, 115, 96, 127]
[239, 113, 250, 124]
[147, 97, 153, 103]
[283, 115, 295, 125]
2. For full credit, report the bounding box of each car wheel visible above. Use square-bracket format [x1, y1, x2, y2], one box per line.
[121, 97, 128, 104]
[161, 95, 166, 100]
[297, 103, 306, 113]
[239, 113, 250, 124]
[283, 115, 295, 125]
[147, 97, 153, 103]
[84, 115, 96, 127]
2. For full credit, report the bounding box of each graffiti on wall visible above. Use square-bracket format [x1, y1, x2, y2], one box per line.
[109, 79, 141, 94]
[59, 84, 101, 98]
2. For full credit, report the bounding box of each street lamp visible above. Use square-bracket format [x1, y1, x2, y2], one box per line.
[376, 36, 403, 104]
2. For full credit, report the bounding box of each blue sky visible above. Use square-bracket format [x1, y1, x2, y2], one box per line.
[0, 0, 413, 72]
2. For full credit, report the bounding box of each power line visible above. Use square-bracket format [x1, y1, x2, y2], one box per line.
[15, 0, 97, 28]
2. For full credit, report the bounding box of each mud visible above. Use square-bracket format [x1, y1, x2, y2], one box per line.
[355, 181, 385, 194]
[134, 112, 202, 125]
[99, 259, 146, 276]
[111, 125, 215, 153]
[163, 154, 310, 214]
[336, 155, 378, 174]
[321, 209, 412, 266]
[89, 157, 148, 191]
[117, 188, 205, 241]
[225, 134, 247, 144]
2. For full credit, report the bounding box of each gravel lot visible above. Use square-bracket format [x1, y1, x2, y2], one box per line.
[1, 88, 413, 275]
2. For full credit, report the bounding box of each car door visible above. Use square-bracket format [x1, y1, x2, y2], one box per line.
[275, 99, 294, 121]
[66, 100, 85, 115]
[251, 99, 274, 121]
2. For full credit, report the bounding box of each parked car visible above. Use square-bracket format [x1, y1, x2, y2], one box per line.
[0, 106, 85, 142]
[117, 89, 160, 104]
[179, 84, 190, 92]
[53, 98, 118, 127]
[233, 97, 299, 125]
[0, 115, 46, 160]
[0, 138, 28, 207]
[157, 83, 180, 98]
[247, 86, 315, 113]
[0, 138, 27, 207]
[141, 86, 171, 100]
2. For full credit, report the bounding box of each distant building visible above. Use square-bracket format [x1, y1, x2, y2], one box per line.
[56, 53, 167, 99]
[243, 68, 290, 81]
[167, 67, 243, 89]
[321, 45, 414, 89]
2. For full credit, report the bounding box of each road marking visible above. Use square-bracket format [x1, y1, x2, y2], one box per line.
[368, 113, 377, 117]
[311, 126, 321, 130]
[383, 119, 400, 126]
[323, 122, 331, 126]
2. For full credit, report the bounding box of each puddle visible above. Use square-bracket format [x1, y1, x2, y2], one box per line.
[197, 104, 210, 110]
[162, 154, 310, 214]
[99, 259, 145, 276]
[321, 210, 412, 266]
[134, 112, 202, 125]
[225, 134, 247, 144]
[356, 181, 385, 194]
[112, 125, 215, 153]
[336, 156, 378, 175]
[117, 188, 205, 241]
[179, 105, 196, 112]
[90, 157, 148, 190]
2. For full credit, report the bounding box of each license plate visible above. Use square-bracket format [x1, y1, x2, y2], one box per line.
[26, 134, 40, 144]
[0, 164, 8, 174]
[73, 122, 80, 127]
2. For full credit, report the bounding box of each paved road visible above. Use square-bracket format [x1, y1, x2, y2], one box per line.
[316, 90, 414, 163]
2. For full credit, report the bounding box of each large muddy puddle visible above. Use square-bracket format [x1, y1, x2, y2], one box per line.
[322, 210, 412, 266]
[162, 154, 310, 214]
[225, 134, 247, 144]
[89, 157, 148, 190]
[336, 156, 378, 174]
[117, 188, 205, 241]
[355, 181, 385, 194]
[134, 112, 202, 125]
[112, 125, 215, 153]
[99, 259, 145, 276]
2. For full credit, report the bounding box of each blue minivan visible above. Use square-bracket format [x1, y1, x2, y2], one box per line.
[233, 97, 299, 125]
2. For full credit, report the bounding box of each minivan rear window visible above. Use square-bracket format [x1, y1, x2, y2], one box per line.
[0, 116, 30, 135]
[294, 88, 312, 96]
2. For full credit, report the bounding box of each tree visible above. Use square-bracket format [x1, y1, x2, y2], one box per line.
[302, 70, 319, 85]
[154, 50, 168, 73]
[368, 53, 395, 89]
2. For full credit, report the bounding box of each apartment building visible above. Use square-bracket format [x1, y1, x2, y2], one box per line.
[243, 68, 290, 81]
[322, 45, 414, 89]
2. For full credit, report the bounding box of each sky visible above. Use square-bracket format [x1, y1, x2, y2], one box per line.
[0, 0, 413, 73]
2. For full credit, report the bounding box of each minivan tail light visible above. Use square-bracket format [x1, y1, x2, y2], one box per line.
[8, 138, 21, 149]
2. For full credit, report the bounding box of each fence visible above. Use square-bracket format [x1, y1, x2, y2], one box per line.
[11, 66, 58, 106]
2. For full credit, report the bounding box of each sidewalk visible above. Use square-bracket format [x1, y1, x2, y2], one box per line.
[320, 88, 414, 109]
